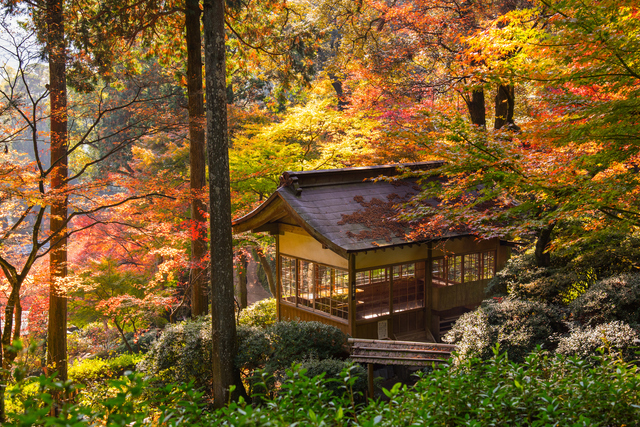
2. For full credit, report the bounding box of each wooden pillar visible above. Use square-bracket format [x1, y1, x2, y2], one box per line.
[348, 253, 356, 337]
[425, 243, 433, 339]
[368, 363, 374, 399]
[276, 234, 281, 321]
[388, 266, 393, 337]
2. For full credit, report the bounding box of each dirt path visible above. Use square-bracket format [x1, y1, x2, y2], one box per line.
[246, 256, 272, 305]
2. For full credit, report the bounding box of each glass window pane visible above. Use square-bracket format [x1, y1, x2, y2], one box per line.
[393, 263, 423, 313]
[432, 258, 447, 286]
[331, 269, 349, 320]
[464, 253, 480, 282]
[447, 255, 462, 284]
[315, 265, 332, 315]
[482, 251, 496, 279]
[356, 268, 389, 320]
[280, 256, 296, 303]
[299, 260, 314, 308]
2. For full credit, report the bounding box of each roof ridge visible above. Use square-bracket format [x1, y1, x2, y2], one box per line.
[278, 161, 444, 193]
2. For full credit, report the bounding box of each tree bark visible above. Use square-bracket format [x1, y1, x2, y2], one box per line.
[237, 251, 248, 309]
[535, 222, 556, 268]
[13, 298, 22, 344]
[203, 0, 241, 407]
[494, 83, 516, 130]
[113, 319, 135, 353]
[466, 89, 486, 127]
[47, 0, 68, 389]
[186, 0, 209, 317]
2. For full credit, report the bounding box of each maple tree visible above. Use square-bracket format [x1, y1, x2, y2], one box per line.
[0, 12, 183, 418]
[387, 0, 640, 266]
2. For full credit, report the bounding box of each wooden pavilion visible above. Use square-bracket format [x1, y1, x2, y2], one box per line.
[232, 162, 511, 342]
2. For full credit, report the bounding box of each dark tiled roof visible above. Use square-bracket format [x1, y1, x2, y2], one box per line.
[233, 161, 469, 253]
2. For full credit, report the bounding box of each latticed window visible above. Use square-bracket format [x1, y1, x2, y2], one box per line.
[432, 250, 497, 286]
[392, 263, 424, 313]
[279, 256, 348, 321]
[315, 264, 333, 314]
[299, 260, 315, 308]
[355, 270, 389, 320]
[464, 253, 480, 282]
[482, 251, 495, 279]
[280, 256, 296, 303]
[447, 255, 462, 284]
[432, 258, 446, 285]
[331, 269, 349, 319]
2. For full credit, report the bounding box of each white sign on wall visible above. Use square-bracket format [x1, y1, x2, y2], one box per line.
[378, 320, 388, 339]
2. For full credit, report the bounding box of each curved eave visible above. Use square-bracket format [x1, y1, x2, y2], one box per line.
[279, 202, 349, 258]
[232, 192, 285, 234]
[232, 191, 349, 258]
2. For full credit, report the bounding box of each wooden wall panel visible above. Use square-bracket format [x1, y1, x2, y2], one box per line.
[431, 280, 487, 311]
[356, 245, 427, 270]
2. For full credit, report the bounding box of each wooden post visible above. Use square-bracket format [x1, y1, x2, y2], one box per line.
[368, 363, 374, 399]
[276, 234, 281, 321]
[388, 266, 393, 337]
[348, 253, 356, 337]
[425, 243, 433, 340]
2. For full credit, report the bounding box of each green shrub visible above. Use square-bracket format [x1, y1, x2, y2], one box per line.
[355, 350, 640, 427]
[487, 229, 640, 305]
[138, 318, 349, 397]
[68, 353, 143, 385]
[556, 321, 639, 361]
[444, 297, 568, 363]
[7, 372, 205, 426]
[264, 321, 349, 372]
[238, 298, 276, 328]
[137, 318, 213, 392]
[8, 349, 640, 426]
[67, 322, 121, 360]
[486, 251, 581, 304]
[235, 326, 270, 371]
[292, 358, 367, 399]
[570, 273, 640, 327]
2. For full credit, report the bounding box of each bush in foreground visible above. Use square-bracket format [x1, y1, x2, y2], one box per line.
[12, 348, 640, 426]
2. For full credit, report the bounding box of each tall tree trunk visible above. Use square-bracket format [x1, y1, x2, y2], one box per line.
[186, 0, 209, 317]
[1, 288, 20, 370]
[494, 83, 516, 130]
[13, 298, 22, 344]
[535, 222, 556, 268]
[47, 0, 68, 391]
[1, 284, 20, 421]
[328, 72, 348, 111]
[466, 89, 486, 127]
[237, 251, 248, 309]
[203, 0, 242, 407]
